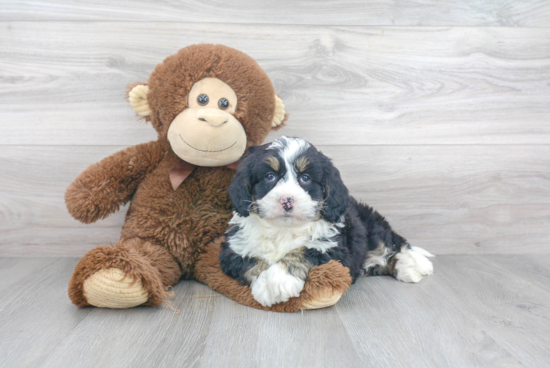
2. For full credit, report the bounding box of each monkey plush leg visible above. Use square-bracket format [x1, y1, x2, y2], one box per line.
[194, 238, 352, 312]
[69, 238, 181, 308]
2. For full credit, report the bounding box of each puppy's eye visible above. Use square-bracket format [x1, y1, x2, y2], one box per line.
[265, 173, 276, 182]
[218, 98, 229, 110]
[197, 94, 209, 106]
[299, 174, 311, 184]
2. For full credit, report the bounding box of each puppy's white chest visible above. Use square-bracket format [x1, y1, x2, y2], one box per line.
[228, 213, 342, 264]
[252, 233, 306, 263]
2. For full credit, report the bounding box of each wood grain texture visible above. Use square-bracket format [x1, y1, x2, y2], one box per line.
[324, 145, 550, 256]
[0, 257, 59, 295]
[1, 256, 549, 367]
[1, 22, 550, 146]
[0, 258, 93, 367]
[483, 254, 550, 294]
[337, 255, 550, 367]
[41, 281, 219, 368]
[0, 145, 128, 256]
[1, 145, 548, 256]
[433, 256, 550, 367]
[1, 0, 550, 26]
[337, 267, 524, 367]
[200, 295, 362, 367]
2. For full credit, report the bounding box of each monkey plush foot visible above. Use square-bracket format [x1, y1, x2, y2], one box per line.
[294, 263, 349, 310]
[82, 268, 148, 308]
[69, 239, 182, 308]
[270, 260, 351, 312]
[300, 289, 342, 309]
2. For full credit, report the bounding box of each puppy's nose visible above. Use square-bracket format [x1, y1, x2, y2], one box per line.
[279, 197, 294, 212]
[197, 108, 228, 127]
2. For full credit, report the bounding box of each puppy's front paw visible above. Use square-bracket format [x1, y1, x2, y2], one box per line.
[394, 246, 434, 283]
[251, 263, 305, 307]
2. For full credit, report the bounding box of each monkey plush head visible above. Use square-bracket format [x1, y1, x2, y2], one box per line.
[128, 44, 287, 166]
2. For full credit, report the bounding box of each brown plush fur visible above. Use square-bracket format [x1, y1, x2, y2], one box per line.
[68, 238, 181, 307]
[65, 141, 165, 224]
[146, 44, 283, 149]
[66, 44, 349, 311]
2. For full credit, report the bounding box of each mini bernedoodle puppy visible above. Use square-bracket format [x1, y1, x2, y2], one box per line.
[219, 137, 434, 307]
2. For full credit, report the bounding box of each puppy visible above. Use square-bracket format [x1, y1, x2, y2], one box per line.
[219, 137, 433, 307]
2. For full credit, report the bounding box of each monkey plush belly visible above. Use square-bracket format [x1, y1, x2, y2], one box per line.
[121, 164, 234, 276]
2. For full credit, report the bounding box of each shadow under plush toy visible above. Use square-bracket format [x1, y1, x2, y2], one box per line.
[66, 44, 351, 311]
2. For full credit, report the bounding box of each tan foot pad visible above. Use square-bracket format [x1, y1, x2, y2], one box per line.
[301, 289, 343, 310]
[83, 268, 148, 308]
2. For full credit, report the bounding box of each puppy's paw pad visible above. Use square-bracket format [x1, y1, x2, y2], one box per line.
[395, 246, 434, 283]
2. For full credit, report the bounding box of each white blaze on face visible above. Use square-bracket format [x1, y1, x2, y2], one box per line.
[255, 137, 319, 222]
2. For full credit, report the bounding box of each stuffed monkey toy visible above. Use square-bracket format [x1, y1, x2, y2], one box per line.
[66, 44, 351, 312]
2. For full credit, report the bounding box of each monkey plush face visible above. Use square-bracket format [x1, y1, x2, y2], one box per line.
[127, 44, 287, 167]
[167, 78, 245, 166]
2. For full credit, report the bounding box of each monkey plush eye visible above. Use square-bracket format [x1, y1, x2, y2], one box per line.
[265, 173, 276, 182]
[299, 174, 311, 184]
[197, 94, 209, 106]
[218, 98, 229, 110]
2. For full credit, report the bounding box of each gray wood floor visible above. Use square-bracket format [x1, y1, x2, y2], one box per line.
[1, 255, 549, 368]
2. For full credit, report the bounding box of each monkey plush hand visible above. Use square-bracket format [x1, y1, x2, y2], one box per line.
[66, 44, 351, 312]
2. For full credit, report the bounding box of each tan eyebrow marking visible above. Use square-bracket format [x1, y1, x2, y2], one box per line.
[265, 156, 279, 171]
[296, 156, 310, 172]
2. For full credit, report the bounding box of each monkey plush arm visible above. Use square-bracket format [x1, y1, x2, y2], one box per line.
[65, 141, 164, 224]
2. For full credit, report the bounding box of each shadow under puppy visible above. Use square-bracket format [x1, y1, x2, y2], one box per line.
[219, 137, 433, 307]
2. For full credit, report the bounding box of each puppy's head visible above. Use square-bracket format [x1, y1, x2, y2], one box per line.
[229, 137, 349, 223]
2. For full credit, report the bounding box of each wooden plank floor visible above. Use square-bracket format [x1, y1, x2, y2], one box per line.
[1, 255, 549, 368]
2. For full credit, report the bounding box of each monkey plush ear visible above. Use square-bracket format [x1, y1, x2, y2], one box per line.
[271, 95, 287, 130]
[128, 84, 151, 117]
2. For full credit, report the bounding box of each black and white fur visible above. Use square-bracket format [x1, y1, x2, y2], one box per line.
[220, 137, 433, 307]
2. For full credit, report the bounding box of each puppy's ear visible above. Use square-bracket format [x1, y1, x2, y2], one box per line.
[321, 159, 349, 223]
[228, 155, 256, 217]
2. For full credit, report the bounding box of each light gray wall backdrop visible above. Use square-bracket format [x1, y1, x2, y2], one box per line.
[1, 1, 549, 256]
